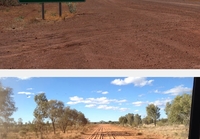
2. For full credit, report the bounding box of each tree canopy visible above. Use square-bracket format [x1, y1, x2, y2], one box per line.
[165, 93, 191, 125]
[0, 83, 17, 122]
[146, 104, 160, 126]
[0, 83, 17, 133]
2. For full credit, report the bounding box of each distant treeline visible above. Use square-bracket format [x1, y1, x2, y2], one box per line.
[118, 93, 191, 127]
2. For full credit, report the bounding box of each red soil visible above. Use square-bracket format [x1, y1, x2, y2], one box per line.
[1, 0, 200, 69]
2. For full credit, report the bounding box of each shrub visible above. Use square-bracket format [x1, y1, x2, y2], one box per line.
[67, 2, 76, 13]
[19, 130, 26, 137]
[0, 0, 21, 6]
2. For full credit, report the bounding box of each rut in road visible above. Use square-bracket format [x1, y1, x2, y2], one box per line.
[88, 127, 103, 139]
[105, 128, 127, 139]
[88, 127, 127, 139]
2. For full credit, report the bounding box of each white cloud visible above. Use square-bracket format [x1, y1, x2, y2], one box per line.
[162, 85, 191, 96]
[132, 101, 148, 106]
[27, 88, 33, 90]
[37, 91, 44, 94]
[85, 104, 96, 108]
[18, 92, 34, 95]
[97, 105, 119, 110]
[148, 98, 172, 107]
[138, 94, 145, 97]
[102, 91, 109, 94]
[134, 110, 139, 112]
[67, 101, 80, 105]
[96, 90, 109, 95]
[114, 99, 127, 103]
[27, 96, 31, 98]
[119, 108, 129, 112]
[67, 96, 127, 105]
[111, 77, 153, 87]
[154, 90, 159, 93]
[17, 77, 32, 80]
[70, 96, 84, 101]
[118, 89, 121, 92]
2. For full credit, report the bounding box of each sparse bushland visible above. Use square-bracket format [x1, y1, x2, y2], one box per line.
[32, 93, 89, 138]
[0, 89, 89, 139]
[118, 92, 191, 139]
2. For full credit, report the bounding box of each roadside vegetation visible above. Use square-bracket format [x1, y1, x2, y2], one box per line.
[118, 93, 192, 139]
[0, 0, 77, 20]
[0, 82, 89, 139]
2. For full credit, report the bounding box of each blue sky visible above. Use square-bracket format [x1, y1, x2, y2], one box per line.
[0, 77, 193, 123]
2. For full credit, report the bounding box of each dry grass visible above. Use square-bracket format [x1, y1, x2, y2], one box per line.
[2, 124, 95, 139]
[140, 124, 189, 139]
[0, 3, 78, 30]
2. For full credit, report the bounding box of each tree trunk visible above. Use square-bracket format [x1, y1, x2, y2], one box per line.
[52, 121, 56, 134]
[154, 119, 156, 127]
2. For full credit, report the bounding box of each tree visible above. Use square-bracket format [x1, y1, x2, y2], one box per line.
[33, 93, 48, 138]
[70, 109, 79, 125]
[146, 104, 160, 126]
[142, 116, 153, 125]
[134, 114, 142, 127]
[119, 116, 127, 126]
[47, 100, 64, 134]
[18, 118, 23, 127]
[125, 113, 134, 126]
[164, 102, 171, 116]
[57, 106, 73, 133]
[166, 93, 191, 125]
[77, 111, 88, 126]
[0, 83, 17, 133]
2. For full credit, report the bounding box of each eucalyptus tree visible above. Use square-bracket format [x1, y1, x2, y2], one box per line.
[119, 116, 127, 126]
[0, 83, 17, 133]
[77, 111, 88, 126]
[47, 100, 64, 134]
[57, 106, 73, 133]
[125, 113, 134, 126]
[134, 114, 142, 127]
[146, 104, 160, 126]
[33, 93, 48, 137]
[165, 93, 191, 126]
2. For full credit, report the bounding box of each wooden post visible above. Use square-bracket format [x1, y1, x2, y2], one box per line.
[42, 3, 45, 20]
[59, 2, 62, 17]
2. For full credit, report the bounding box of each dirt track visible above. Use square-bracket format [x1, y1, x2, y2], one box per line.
[1, 0, 200, 69]
[83, 124, 169, 139]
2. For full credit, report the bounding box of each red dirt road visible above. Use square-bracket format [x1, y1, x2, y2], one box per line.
[1, 0, 200, 69]
[82, 124, 170, 139]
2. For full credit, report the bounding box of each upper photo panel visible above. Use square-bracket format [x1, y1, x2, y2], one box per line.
[1, 0, 200, 69]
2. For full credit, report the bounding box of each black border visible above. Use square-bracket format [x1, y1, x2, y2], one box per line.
[188, 77, 200, 139]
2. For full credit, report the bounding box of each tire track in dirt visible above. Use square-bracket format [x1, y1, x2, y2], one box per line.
[88, 127, 104, 139]
[86, 125, 158, 139]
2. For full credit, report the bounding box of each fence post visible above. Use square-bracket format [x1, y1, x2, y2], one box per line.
[42, 3, 45, 20]
[59, 2, 62, 17]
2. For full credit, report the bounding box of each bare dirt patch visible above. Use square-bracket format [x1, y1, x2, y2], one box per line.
[1, 0, 200, 69]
